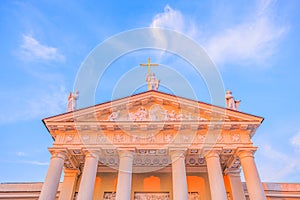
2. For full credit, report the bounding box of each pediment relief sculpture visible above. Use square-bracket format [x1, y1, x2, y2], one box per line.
[107, 105, 207, 122]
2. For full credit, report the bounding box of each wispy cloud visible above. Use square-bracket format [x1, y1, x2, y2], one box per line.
[205, 1, 287, 66]
[2, 160, 49, 166]
[16, 152, 26, 157]
[22, 160, 49, 166]
[150, 1, 288, 67]
[256, 130, 300, 182]
[149, 5, 198, 62]
[258, 143, 300, 181]
[19, 34, 65, 62]
[291, 130, 300, 152]
[0, 85, 68, 124]
[150, 5, 196, 37]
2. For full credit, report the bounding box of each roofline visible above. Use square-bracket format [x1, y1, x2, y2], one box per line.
[42, 90, 264, 127]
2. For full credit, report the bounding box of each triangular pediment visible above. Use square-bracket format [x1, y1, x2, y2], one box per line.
[43, 91, 263, 125]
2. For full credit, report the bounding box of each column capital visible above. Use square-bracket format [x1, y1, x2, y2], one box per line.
[63, 169, 81, 177]
[169, 148, 186, 161]
[49, 149, 68, 160]
[117, 148, 135, 159]
[82, 148, 101, 160]
[204, 149, 222, 159]
[237, 148, 257, 159]
[224, 168, 242, 176]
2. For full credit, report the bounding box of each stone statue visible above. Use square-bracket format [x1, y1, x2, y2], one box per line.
[67, 91, 79, 112]
[146, 73, 160, 90]
[225, 90, 241, 110]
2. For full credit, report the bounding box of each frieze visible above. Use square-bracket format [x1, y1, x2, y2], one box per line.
[107, 106, 207, 122]
[54, 128, 253, 146]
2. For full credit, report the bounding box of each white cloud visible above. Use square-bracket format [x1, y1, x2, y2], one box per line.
[149, 5, 198, 61]
[151, 5, 184, 32]
[205, 9, 287, 66]
[0, 85, 68, 124]
[291, 131, 300, 152]
[16, 152, 26, 157]
[256, 139, 300, 182]
[150, 5, 198, 37]
[150, 2, 288, 67]
[22, 160, 49, 166]
[19, 34, 65, 62]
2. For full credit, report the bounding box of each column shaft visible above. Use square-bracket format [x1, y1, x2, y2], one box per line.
[170, 151, 188, 200]
[116, 151, 133, 200]
[205, 151, 227, 200]
[77, 151, 99, 200]
[39, 151, 66, 200]
[224, 171, 246, 200]
[58, 169, 80, 200]
[239, 151, 266, 200]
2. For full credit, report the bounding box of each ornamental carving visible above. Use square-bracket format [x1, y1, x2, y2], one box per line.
[107, 105, 206, 122]
[114, 134, 123, 142]
[165, 134, 172, 143]
[81, 135, 90, 142]
[134, 192, 169, 200]
[216, 135, 223, 142]
[197, 134, 206, 142]
[132, 135, 139, 142]
[232, 134, 240, 142]
[65, 135, 74, 143]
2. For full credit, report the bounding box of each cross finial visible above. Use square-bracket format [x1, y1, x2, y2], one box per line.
[140, 58, 159, 90]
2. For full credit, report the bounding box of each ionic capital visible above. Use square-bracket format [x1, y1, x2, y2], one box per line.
[204, 149, 222, 159]
[237, 148, 257, 160]
[63, 169, 81, 177]
[49, 149, 68, 160]
[118, 148, 135, 159]
[224, 168, 242, 176]
[83, 149, 101, 160]
[169, 148, 186, 161]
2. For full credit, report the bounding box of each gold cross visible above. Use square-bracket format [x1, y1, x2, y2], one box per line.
[140, 58, 159, 90]
[140, 57, 159, 75]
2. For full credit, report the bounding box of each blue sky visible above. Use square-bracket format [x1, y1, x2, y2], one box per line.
[1, 0, 300, 183]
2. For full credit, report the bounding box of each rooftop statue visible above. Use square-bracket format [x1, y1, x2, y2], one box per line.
[225, 90, 241, 110]
[67, 91, 79, 112]
[146, 73, 160, 91]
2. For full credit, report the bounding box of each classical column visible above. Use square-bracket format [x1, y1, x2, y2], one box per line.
[59, 169, 80, 200]
[205, 150, 227, 200]
[116, 150, 134, 200]
[170, 150, 188, 200]
[39, 150, 67, 200]
[238, 150, 266, 200]
[224, 169, 246, 200]
[77, 150, 100, 200]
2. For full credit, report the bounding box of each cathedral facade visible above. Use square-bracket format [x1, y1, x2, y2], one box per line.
[0, 90, 300, 200]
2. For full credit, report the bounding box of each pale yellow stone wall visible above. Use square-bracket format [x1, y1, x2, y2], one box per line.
[89, 172, 211, 200]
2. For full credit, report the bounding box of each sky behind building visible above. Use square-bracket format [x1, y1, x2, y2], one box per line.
[0, 0, 300, 183]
